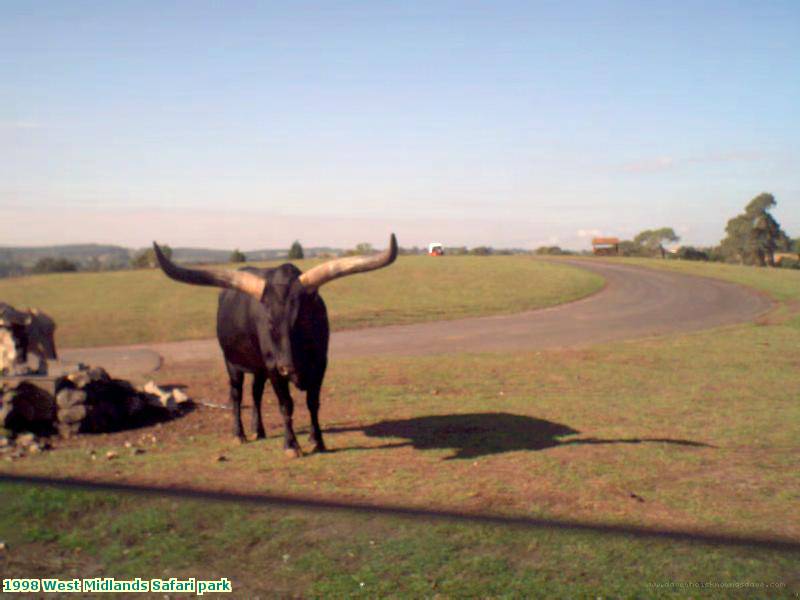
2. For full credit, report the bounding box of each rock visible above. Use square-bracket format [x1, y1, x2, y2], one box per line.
[0, 540, 7, 552]
[141, 381, 187, 413]
[143, 381, 163, 397]
[0, 327, 20, 376]
[172, 388, 190, 405]
[216, 454, 228, 462]
[15, 432, 36, 447]
[28, 442, 42, 454]
[131, 447, 145, 455]
[58, 404, 87, 424]
[65, 370, 92, 388]
[86, 366, 110, 382]
[105, 451, 118, 460]
[56, 388, 87, 409]
[58, 422, 80, 438]
[0, 436, 9, 448]
[0, 383, 56, 432]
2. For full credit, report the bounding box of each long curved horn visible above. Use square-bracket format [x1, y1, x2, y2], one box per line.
[152, 242, 266, 300]
[299, 234, 398, 289]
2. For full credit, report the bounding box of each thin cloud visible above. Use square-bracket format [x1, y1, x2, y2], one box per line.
[620, 157, 675, 173]
[619, 152, 765, 174]
[530, 235, 561, 248]
[576, 229, 602, 238]
[0, 120, 44, 130]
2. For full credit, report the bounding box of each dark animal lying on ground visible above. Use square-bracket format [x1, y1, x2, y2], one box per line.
[0, 303, 57, 375]
[153, 235, 397, 456]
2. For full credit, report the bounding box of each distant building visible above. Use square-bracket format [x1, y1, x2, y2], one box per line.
[592, 237, 620, 256]
[773, 252, 800, 266]
[428, 242, 444, 256]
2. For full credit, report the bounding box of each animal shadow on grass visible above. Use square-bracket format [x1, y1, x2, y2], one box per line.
[328, 412, 713, 460]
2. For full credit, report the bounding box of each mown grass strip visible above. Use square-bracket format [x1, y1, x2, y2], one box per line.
[0, 256, 602, 347]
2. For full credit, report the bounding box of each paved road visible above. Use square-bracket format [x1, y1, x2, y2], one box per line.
[61, 260, 772, 378]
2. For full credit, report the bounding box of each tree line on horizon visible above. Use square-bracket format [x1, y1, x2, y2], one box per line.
[1, 193, 796, 277]
[536, 192, 798, 268]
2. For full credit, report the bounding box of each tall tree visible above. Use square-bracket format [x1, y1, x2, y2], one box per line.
[32, 257, 78, 273]
[633, 228, 680, 258]
[131, 245, 171, 269]
[288, 241, 304, 260]
[720, 193, 790, 266]
[229, 249, 246, 263]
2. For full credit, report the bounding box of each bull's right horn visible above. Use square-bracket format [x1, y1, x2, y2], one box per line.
[153, 242, 267, 300]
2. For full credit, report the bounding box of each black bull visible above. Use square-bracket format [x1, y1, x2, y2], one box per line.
[154, 235, 397, 457]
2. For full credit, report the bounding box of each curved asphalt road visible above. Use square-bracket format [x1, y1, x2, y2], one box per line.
[61, 260, 773, 378]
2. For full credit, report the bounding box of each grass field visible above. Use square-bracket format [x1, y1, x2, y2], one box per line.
[0, 256, 603, 348]
[1, 258, 799, 596]
[1, 485, 794, 598]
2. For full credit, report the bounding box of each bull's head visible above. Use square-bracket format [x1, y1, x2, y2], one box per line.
[152, 235, 398, 376]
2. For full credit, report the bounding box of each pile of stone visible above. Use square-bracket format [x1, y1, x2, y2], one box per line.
[0, 363, 192, 438]
[0, 431, 50, 461]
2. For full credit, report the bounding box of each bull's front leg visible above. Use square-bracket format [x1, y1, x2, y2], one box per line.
[306, 383, 326, 453]
[271, 377, 302, 458]
[252, 372, 267, 440]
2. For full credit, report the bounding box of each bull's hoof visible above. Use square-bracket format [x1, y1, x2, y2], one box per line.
[255, 431, 267, 440]
[284, 447, 303, 459]
[310, 443, 328, 454]
[232, 436, 247, 445]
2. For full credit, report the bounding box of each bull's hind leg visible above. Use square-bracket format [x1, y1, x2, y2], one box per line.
[306, 382, 326, 453]
[226, 362, 246, 443]
[252, 371, 267, 439]
[271, 377, 302, 458]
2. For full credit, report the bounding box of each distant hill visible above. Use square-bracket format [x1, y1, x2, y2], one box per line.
[0, 244, 131, 269]
[168, 247, 290, 263]
[164, 247, 343, 263]
[0, 244, 346, 277]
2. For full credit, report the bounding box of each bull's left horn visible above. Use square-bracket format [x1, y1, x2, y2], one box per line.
[299, 234, 398, 289]
[153, 242, 267, 300]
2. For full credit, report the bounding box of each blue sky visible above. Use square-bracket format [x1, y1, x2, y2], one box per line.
[1, 1, 798, 250]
